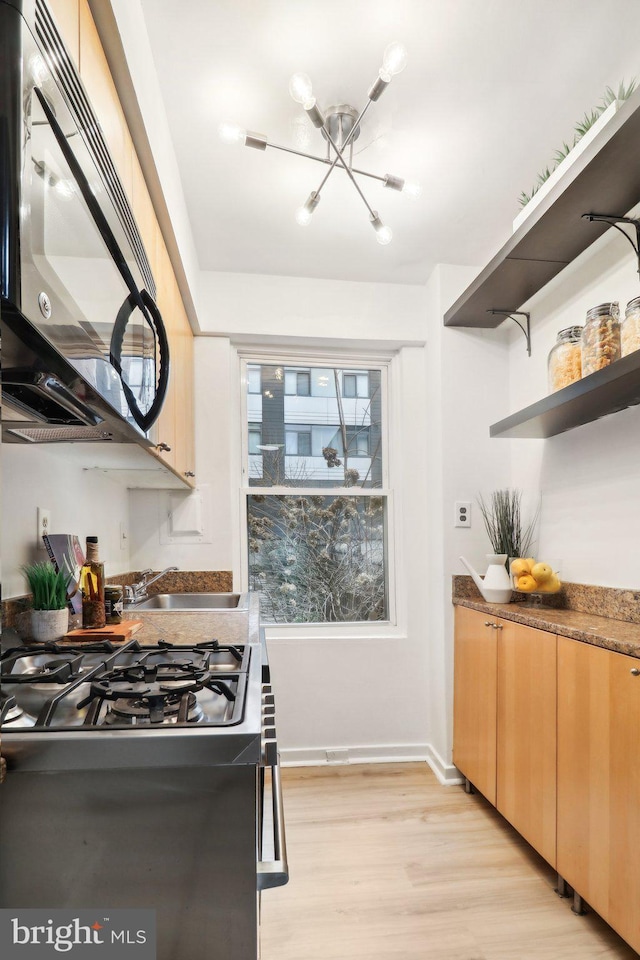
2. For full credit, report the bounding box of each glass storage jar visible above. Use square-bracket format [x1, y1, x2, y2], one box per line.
[622, 296, 640, 357]
[547, 326, 583, 392]
[581, 301, 621, 376]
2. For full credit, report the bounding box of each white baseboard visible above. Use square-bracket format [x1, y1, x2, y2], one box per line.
[424, 744, 464, 786]
[279, 742, 463, 787]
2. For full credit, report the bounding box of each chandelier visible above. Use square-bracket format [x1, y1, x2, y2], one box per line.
[219, 42, 420, 244]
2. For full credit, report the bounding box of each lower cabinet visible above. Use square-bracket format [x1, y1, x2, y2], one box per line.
[454, 606, 640, 955]
[453, 607, 556, 864]
[453, 606, 497, 804]
[557, 636, 640, 954]
[497, 620, 557, 867]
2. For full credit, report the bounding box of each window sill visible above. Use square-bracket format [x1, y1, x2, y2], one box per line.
[263, 621, 406, 641]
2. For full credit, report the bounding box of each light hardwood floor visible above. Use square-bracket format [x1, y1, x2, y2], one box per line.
[260, 763, 637, 960]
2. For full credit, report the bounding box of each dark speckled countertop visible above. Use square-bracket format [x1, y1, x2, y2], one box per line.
[453, 576, 640, 659]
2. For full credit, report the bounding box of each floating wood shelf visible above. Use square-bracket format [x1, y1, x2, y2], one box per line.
[444, 86, 640, 329]
[490, 350, 640, 438]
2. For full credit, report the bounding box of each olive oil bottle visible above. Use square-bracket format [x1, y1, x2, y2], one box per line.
[80, 536, 106, 628]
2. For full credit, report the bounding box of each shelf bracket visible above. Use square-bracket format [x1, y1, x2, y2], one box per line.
[582, 213, 640, 279]
[487, 310, 531, 356]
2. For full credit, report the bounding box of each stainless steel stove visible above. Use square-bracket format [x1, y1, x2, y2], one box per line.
[1, 639, 249, 730]
[0, 633, 287, 960]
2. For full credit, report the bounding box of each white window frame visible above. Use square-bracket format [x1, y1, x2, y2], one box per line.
[238, 348, 400, 637]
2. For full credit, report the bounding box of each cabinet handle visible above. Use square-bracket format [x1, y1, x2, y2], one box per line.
[631, 668, 640, 676]
[495, 624, 503, 630]
[484, 621, 493, 627]
[184, 471, 195, 478]
[156, 442, 171, 452]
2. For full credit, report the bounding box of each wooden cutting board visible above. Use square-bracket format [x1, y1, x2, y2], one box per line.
[62, 619, 145, 643]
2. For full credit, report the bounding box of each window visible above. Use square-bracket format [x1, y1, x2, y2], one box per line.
[247, 365, 261, 394]
[285, 424, 312, 456]
[343, 371, 369, 398]
[243, 359, 388, 624]
[248, 422, 262, 455]
[285, 368, 311, 396]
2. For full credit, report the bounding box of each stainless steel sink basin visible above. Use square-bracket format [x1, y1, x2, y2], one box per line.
[131, 593, 248, 612]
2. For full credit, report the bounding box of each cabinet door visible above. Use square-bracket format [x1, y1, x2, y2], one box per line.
[497, 621, 557, 866]
[173, 300, 196, 485]
[557, 637, 640, 953]
[78, 0, 133, 197]
[453, 607, 497, 804]
[153, 238, 178, 472]
[47, 0, 80, 65]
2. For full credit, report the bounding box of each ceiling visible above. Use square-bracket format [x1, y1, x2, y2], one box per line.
[139, 0, 640, 285]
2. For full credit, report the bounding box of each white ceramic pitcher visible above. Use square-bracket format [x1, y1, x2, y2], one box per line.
[459, 554, 513, 603]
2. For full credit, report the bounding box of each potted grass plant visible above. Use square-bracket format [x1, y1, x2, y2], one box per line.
[477, 489, 539, 570]
[23, 561, 70, 642]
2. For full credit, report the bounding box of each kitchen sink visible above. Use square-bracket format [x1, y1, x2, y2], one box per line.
[131, 593, 249, 611]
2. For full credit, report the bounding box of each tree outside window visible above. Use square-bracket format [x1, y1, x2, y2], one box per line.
[244, 361, 388, 623]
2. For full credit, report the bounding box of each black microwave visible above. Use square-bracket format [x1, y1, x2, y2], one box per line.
[0, 0, 169, 444]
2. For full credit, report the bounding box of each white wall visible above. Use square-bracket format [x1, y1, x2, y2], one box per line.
[129, 271, 436, 767]
[424, 264, 512, 769]
[508, 221, 640, 588]
[2, 444, 131, 598]
[129, 337, 236, 573]
[198, 271, 427, 346]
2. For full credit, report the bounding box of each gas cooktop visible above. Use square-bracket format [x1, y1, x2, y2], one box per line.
[0, 639, 249, 730]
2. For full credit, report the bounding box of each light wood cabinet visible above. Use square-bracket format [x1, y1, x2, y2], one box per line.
[557, 636, 640, 954]
[453, 607, 497, 804]
[46, 0, 80, 65]
[78, 0, 133, 198]
[72, 0, 195, 486]
[496, 621, 557, 866]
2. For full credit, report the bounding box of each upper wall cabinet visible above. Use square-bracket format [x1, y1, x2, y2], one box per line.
[443, 87, 640, 439]
[78, 0, 132, 199]
[44, 0, 196, 487]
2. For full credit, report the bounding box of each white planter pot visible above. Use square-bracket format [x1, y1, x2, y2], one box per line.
[30, 608, 69, 643]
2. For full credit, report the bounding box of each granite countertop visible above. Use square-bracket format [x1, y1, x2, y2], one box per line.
[453, 576, 640, 659]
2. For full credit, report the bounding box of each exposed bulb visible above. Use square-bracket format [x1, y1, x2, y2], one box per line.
[289, 72, 313, 105]
[376, 225, 393, 245]
[382, 41, 408, 76]
[218, 122, 246, 145]
[403, 180, 422, 200]
[295, 190, 320, 226]
[295, 206, 313, 226]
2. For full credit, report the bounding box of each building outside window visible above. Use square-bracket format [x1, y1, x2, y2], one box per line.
[242, 359, 388, 624]
[248, 422, 262, 455]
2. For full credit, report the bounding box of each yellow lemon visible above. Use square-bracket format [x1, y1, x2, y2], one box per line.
[531, 562, 553, 583]
[511, 558, 531, 577]
[538, 575, 561, 593]
[517, 574, 538, 592]
[525, 557, 537, 569]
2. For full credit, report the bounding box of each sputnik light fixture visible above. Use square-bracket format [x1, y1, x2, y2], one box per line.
[219, 41, 420, 245]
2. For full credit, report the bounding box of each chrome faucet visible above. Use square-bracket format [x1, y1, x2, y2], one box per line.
[124, 567, 178, 603]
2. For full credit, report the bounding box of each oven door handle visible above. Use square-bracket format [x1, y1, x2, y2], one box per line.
[258, 759, 289, 890]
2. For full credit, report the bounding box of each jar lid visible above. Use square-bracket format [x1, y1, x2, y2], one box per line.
[86, 536, 98, 543]
[625, 295, 640, 313]
[556, 325, 583, 342]
[586, 301, 619, 321]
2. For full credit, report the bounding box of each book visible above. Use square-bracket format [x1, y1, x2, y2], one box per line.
[42, 534, 85, 615]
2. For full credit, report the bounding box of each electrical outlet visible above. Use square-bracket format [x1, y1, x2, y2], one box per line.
[455, 501, 471, 528]
[37, 507, 51, 546]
